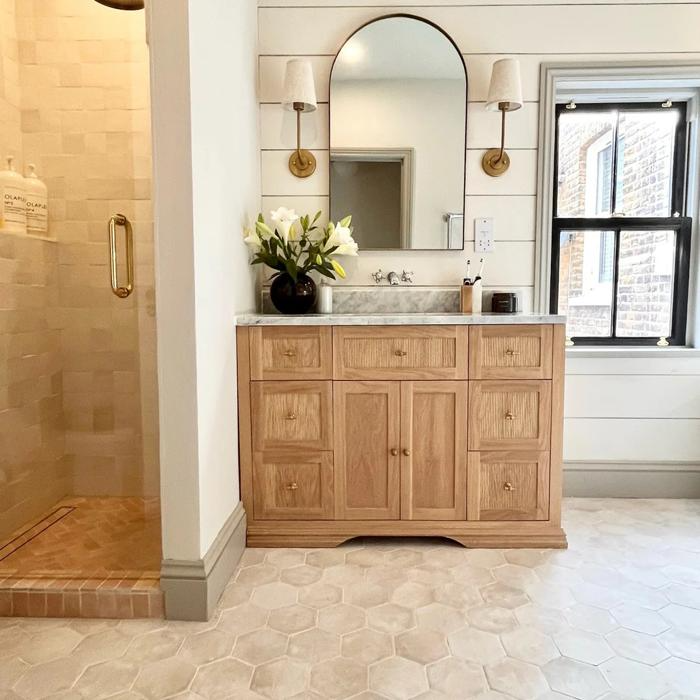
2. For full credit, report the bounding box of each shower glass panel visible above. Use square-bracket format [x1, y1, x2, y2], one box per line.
[0, 0, 160, 606]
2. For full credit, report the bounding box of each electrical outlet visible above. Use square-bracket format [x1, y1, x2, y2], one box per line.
[475, 218, 494, 252]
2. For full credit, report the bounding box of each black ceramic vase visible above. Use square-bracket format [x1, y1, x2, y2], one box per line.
[270, 272, 317, 314]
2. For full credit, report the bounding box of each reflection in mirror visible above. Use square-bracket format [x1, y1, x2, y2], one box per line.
[330, 16, 467, 250]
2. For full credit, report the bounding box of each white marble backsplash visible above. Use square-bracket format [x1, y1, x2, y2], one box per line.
[260, 285, 526, 315]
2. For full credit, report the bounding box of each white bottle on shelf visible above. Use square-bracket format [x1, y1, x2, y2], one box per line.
[0, 155, 27, 234]
[24, 163, 48, 235]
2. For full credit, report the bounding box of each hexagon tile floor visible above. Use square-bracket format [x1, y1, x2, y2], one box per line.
[1, 498, 699, 700]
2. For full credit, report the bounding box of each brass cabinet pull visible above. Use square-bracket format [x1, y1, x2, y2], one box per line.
[390, 448, 399, 456]
[403, 448, 411, 456]
[505, 349, 520, 356]
[504, 411, 515, 421]
[503, 482, 514, 492]
[285, 482, 299, 490]
[282, 349, 297, 357]
[285, 412, 297, 421]
[394, 349, 408, 357]
[108, 213, 134, 299]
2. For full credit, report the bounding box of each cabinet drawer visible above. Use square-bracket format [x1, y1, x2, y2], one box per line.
[333, 326, 468, 380]
[469, 325, 552, 380]
[250, 327, 332, 380]
[468, 451, 549, 521]
[469, 381, 551, 451]
[254, 451, 334, 520]
[252, 381, 332, 450]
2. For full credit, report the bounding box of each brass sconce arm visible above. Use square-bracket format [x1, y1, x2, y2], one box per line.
[482, 103, 511, 177]
[290, 101, 315, 175]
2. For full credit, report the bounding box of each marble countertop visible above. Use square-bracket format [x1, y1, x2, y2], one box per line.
[235, 312, 566, 326]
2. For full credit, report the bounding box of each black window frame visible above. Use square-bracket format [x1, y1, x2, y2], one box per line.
[550, 101, 692, 346]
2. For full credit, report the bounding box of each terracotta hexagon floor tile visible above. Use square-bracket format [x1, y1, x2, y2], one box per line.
[177, 629, 234, 666]
[395, 628, 448, 665]
[601, 657, 670, 700]
[318, 604, 366, 635]
[485, 657, 549, 700]
[427, 657, 487, 697]
[267, 604, 316, 634]
[542, 657, 610, 700]
[251, 582, 298, 610]
[251, 658, 309, 700]
[233, 628, 288, 665]
[367, 603, 416, 635]
[342, 628, 393, 665]
[133, 657, 197, 700]
[288, 628, 340, 663]
[309, 657, 367, 699]
[298, 583, 343, 609]
[369, 657, 428, 700]
[448, 627, 505, 665]
[190, 657, 253, 699]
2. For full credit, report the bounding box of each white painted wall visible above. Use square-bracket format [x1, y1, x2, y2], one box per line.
[257, 1, 700, 472]
[189, 0, 259, 554]
[150, 0, 258, 560]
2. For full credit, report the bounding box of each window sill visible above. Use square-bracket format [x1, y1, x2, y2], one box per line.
[566, 346, 700, 359]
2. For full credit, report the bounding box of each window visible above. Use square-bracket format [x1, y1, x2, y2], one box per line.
[550, 101, 692, 345]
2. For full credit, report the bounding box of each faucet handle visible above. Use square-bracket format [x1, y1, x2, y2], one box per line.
[401, 270, 414, 284]
[371, 269, 385, 284]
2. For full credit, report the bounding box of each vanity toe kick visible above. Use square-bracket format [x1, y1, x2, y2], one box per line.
[236, 320, 567, 549]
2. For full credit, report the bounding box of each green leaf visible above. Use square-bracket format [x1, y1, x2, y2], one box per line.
[339, 214, 352, 228]
[284, 258, 298, 282]
[311, 210, 322, 225]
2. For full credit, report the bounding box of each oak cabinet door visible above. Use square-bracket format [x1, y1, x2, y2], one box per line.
[468, 451, 549, 521]
[252, 381, 332, 451]
[334, 381, 401, 519]
[254, 451, 334, 520]
[400, 381, 468, 520]
[469, 380, 551, 451]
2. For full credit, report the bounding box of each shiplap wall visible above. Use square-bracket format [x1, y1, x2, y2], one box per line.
[257, 0, 700, 480]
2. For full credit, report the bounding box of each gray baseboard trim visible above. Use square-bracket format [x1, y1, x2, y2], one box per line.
[160, 502, 246, 621]
[564, 461, 700, 498]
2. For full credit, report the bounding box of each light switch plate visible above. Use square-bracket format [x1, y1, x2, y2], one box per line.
[475, 218, 494, 252]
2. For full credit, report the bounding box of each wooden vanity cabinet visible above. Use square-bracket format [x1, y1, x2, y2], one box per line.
[237, 323, 566, 549]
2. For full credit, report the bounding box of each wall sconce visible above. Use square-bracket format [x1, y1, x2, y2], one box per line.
[283, 59, 317, 178]
[482, 58, 523, 177]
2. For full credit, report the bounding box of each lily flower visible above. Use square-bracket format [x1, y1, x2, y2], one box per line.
[323, 220, 358, 256]
[270, 206, 300, 244]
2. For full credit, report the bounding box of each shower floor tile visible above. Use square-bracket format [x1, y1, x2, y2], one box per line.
[0, 497, 161, 580]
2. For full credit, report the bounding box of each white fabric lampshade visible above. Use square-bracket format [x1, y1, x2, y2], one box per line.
[485, 58, 523, 112]
[282, 59, 317, 112]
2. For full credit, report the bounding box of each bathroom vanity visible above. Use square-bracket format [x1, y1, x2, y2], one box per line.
[236, 314, 567, 549]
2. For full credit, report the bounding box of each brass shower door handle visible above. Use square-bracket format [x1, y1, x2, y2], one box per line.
[109, 213, 134, 298]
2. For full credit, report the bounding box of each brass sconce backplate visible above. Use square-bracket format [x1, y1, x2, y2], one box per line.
[289, 149, 317, 178]
[481, 148, 510, 177]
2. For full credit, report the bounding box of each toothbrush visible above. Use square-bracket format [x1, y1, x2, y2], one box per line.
[464, 259, 471, 285]
[474, 258, 485, 283]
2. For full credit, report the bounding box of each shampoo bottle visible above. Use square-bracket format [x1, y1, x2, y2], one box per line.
[0, 156, 27, 234]
[24, 164, 48, 235]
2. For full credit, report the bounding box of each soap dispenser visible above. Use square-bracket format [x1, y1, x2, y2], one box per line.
[24, 164, 48, 235]
[0, 156, 27, 234]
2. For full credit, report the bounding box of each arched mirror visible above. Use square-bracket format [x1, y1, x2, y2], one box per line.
[329, 15, 467, 250]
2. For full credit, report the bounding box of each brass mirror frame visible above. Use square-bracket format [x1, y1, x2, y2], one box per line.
[94, 0, 144, 10]
[328, 13, 468, 252]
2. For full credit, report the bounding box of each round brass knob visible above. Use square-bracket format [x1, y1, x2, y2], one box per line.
[504, 411, 515, 421]
[503, 482, 514, 492]
[390, 448, 399, 456]
[394, 349, 408, 357]
[505, 349, 520, 357]
[403, 448, 411, 456]
[286, 412, 297, 421]
[286, 482, 299, 490]
[282, 349, 297, 357]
